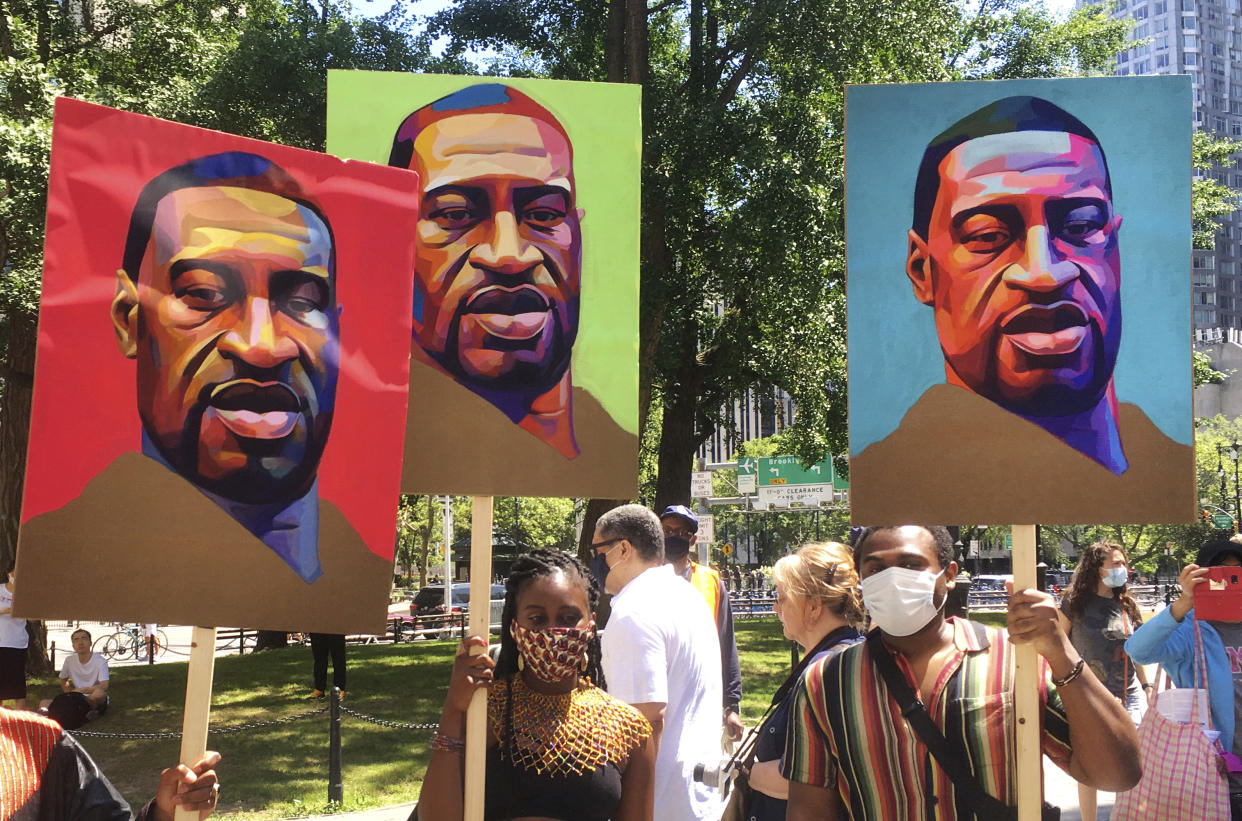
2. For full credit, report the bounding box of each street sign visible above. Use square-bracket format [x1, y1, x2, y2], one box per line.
[755, 484, 834, 509]
[1215, 512, 1234, 529]
[691, 471, 713, 498]
[759, 455, 833, 487]
[721, 542, 733, 556]
[698, 514, 715, 545]
[1005, 532, 1013, 551]
[736, 457, 758, 494]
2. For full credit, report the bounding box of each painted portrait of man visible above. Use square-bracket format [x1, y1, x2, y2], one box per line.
[847, 79, 1194, 525]
[389, 84, 583, 459]
[327, 73, 640, 499]
[112, 152, 345, 581]
[15, 100, 415, 633]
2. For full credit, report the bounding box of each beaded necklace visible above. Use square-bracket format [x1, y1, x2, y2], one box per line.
[488, 674, 652, 777]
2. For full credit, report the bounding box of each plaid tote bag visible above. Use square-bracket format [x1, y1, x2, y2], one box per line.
[1112, 621, 1229, 821]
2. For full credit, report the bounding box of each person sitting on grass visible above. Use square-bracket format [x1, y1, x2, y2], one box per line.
[42, 629, 109, 729]
[1, 705, 219, 821]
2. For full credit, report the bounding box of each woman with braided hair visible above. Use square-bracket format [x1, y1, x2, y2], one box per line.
[1057, 539, 1149, 821]
[417, 549, 655, 821]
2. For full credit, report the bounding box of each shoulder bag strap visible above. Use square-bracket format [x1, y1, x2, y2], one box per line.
[866, 631, 1013, 818]
[730, 630, 858, 771]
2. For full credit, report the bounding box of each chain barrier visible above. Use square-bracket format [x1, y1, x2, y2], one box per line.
[337, 703, 438, 731]
[71, 706, 330, 739]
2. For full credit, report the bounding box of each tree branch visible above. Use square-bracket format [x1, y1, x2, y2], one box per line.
[716, 48, 757, 106]
[48, 0, 185, 61]
[647, 0, 679, 15]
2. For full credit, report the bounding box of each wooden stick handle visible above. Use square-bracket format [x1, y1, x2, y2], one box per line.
[463, 496, 494, 821]
[1011, 525, 1041, 821]
[175, 626, 217, 821]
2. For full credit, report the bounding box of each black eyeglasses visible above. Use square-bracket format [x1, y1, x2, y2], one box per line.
[591, 538, 623, 553]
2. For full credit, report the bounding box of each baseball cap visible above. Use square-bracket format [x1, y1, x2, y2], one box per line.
[659, 505, 699, 532]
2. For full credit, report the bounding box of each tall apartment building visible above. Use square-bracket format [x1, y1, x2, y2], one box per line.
[1085, 0, 1242, 328]
[696, 385, 796, 464]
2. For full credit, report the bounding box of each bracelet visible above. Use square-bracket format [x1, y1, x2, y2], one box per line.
[1142, 683, 1154, 690]
[1051, 658, 1086, 688]
[431, 730, 466, 755]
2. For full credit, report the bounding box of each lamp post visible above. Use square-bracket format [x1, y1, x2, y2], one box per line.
[1219, 444, 1230, 512]
[1231, 441, 1241, 527]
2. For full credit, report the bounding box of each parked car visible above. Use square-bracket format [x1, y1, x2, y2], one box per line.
[402, 583, 506, 639]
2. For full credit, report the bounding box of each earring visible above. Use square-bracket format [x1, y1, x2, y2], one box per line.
[518, 655, 525, 672]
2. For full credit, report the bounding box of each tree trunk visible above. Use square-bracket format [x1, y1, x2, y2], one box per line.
[1, 313, 43, 672]
[653, 315, 702, 512]
[625, 0, 647, 85]
[419, 495, 434, 587]
[25, 621, 50, 677]
[606, 0, 625, 82]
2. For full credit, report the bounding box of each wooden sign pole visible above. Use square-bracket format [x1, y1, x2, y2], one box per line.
[463, 496, 494, 821]
[174, 626, 218, 821]
[1012, 524, 1041, 821]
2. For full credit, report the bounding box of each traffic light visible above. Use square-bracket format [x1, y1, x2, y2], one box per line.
[1204, 508, 1213, 525]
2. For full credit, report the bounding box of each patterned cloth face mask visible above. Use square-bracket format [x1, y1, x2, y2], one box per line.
[511, 622, 596, 682]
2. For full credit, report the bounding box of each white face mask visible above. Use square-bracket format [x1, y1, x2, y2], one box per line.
[860, 566, 945, 637]
[1102, 567, 1128, 588]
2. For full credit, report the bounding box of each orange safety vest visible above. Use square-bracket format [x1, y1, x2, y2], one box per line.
[687, 562, 722, 621]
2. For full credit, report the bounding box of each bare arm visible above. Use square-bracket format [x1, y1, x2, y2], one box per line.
[788, 781, 842, 821]
[417, 637, 494, 821]
[1008, 585, 1141, 791]
[616, 728, 656, 821]
[631, 702, 665, 761]
[749, 759, 789, 799]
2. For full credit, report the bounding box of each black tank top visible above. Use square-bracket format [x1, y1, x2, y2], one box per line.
[484, 746, 622, 821]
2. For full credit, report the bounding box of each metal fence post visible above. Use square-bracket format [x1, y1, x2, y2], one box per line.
[328, 687, 343, 804]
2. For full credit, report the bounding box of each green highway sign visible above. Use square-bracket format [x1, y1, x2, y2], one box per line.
[1215, 512, 1234, 529]
[759, 455, 834, 487]
[737, 457, 757, 475]
[1005, 532, 1013, 551]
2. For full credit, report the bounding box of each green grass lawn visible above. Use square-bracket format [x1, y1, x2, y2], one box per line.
[57, 621, 795, 819]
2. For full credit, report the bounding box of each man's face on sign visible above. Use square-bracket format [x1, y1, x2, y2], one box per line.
[115, 185, 339, 505]
[410, 112, 582, 394]
[906, 130, 1122, 418]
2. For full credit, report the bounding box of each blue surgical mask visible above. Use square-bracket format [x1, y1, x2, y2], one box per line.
[1103, 567, 1128, 588]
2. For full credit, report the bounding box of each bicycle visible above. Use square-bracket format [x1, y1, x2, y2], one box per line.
[94, 624, 169, 661]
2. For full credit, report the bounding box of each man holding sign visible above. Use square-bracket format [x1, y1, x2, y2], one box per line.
[784, 525, 1140, 820]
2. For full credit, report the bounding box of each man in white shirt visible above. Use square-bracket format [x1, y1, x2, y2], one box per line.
[595, 503, 724, 821]
[59, 628, 110, 714]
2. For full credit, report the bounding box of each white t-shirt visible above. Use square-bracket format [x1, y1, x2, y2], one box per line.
[0, 585, 27, 649]
[602, 564, 723, 821]
[60, 653, 109, 690]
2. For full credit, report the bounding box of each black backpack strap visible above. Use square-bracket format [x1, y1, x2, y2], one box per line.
[866, 631, 1014, 819]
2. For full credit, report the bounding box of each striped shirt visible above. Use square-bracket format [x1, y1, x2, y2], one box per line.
[783, 618, 1073, 820]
